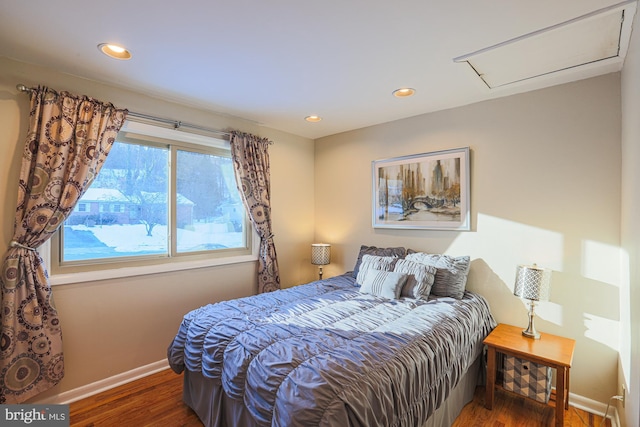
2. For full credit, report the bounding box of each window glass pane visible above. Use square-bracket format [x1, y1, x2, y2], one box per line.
[62, 142, 169, 261]
[57, 127, 250, 272]
[176, 150, 245, 253]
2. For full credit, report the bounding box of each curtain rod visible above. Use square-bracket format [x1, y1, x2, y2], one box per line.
[16, 84, 231, 140]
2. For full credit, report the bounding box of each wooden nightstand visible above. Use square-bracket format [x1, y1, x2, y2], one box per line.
[484, 323, 576, 427]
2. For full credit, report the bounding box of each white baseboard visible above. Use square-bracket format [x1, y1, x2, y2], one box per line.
[31, 359, 170, 405]
[569, 391, 620, 427]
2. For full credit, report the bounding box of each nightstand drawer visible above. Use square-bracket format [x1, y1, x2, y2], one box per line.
[503, 355, 552, 403]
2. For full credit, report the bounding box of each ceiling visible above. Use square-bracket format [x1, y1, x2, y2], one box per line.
[0, 0, 636, 139]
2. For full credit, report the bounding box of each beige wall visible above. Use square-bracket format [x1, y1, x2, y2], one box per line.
[620, 5, 640, 427]
[315, 74, 622, 403]
[0, 57, 316, 399]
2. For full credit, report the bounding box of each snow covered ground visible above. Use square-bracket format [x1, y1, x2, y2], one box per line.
[68, 222, 243, 255]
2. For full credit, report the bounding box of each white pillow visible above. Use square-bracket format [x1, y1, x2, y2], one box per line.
[355, 254, 399, 285]
[393, 259, 436, 299]
[359, 269, 408, 300]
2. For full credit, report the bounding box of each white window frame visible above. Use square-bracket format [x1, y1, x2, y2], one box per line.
[42, 121, 258, 286]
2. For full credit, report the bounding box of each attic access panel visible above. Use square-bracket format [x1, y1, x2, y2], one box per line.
[454, 1, 636, 89]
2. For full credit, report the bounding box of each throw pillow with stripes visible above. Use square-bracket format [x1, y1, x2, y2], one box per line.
[355, 254, 400, 285]
[359, 269, 408, 299]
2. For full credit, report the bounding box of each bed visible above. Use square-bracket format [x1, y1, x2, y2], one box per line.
[167, 247, 496, 427]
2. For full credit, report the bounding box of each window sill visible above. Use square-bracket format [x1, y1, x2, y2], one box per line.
[49, 252, 259, 286]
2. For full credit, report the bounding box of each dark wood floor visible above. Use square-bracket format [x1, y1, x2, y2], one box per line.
[69, 368, 610, 426]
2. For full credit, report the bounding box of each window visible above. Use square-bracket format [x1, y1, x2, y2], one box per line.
[51, 122, 251, 274]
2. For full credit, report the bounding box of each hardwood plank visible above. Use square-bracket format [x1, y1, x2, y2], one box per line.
[70, 369, 611, 426]
[69, 369, 202, 427]
[454, 386, 612, 427]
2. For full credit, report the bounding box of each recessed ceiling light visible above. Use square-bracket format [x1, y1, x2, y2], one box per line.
[392, 88, 416, 98]
[98, 43, 132, 60]
[305, 115, 322, 122]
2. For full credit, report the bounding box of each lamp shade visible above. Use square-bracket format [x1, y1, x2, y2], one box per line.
[514, 264, 551, 301]
[311, 243, 331, 266]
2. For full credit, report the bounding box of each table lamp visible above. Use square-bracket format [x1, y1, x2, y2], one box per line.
[311, 243, 331, 280]
[513, 263, 551, 339]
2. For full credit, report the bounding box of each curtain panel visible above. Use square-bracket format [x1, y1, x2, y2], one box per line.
[229, 131, 281, 293]
[0, 87, 127, 403]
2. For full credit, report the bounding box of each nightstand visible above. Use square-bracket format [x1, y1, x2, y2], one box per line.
[484, 323, 576, 427]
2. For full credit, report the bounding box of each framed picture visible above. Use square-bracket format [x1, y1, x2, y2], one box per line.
[372, 147, 470, 230]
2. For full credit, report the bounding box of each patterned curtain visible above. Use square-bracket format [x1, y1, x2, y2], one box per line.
[229, 131, 281, 293]
[0, 87, 127, 403]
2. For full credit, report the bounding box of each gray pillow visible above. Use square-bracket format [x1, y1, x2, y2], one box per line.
[394, 259, 437, 299]
[404, 253, 471, 299]
[352, 245, 406, 278]
[359, 269, 408, 300]
[355, 254, 399, 285]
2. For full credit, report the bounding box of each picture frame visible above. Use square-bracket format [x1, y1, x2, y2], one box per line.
[372, 147, 470, 230]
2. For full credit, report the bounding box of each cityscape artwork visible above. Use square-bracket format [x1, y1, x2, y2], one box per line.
[372, 147, 470, 230]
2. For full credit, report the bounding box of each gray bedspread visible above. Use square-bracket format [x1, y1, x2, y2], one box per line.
[168, 274, 496, 427]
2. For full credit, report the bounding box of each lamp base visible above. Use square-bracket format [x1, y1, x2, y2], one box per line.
[522, 299, 541, 339]
[521, 329, 541, 340]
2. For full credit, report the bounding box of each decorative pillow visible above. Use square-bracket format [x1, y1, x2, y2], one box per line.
[404, 252, 471, 299]
[393, 259, 437, 299]
[352, 245, 406, 278]
[359, 269, 408, 300]
[355, 254, 399, 285]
